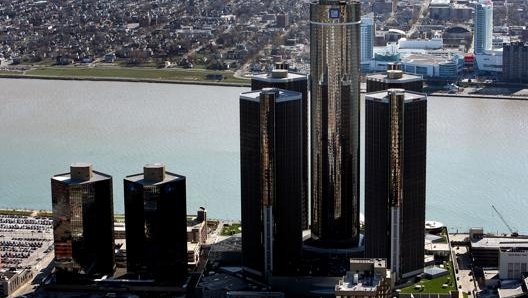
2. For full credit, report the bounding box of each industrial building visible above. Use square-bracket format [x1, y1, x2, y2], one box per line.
[51, 163, 115, 282]
[364, 89, 427, 281]
[124, 164, 188, 284]
[239, 88, 303, 279]
[309, 0, 362, 248]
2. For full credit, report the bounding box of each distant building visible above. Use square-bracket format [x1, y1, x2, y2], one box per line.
[276, 13, 288, 28]
[400, 53, 464, 78]
[398, 34, 443, 50]
[361, 15, 375, 70]
[335, 258, 393, 298]
[366, 63, 424, 93]
[474, 51, 503, 72]
[51, 163, 115, 282]
[502, 42, 528, 83]
[364, 89, 427, 281]
[443, 26, 472, 50]
[239, 88, 303, 279]
[474, 0, 493, 54]
[124, 164, 187, 283]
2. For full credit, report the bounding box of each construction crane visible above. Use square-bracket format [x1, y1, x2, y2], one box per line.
[491, 204, 518, 237]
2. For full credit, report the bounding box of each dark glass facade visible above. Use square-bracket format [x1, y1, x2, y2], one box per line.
[240, 88, 303, 278]
[502, 42, 528, 83]
[310, 0, 361, 247]
[364, 90, 427, 280]
[251, 70, 309, 230]
[51, 163, 115, 282]
[124, 165, 187, 284]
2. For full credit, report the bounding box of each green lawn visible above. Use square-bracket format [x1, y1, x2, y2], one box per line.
[221, 223, 241, 236]
[400, 262, 457, 294]
[24, 66, 250, 85]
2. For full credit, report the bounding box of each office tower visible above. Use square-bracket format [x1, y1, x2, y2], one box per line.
[360, 16, 375, 63]
[51, 163, 115, 281]
[240, 88, 303, 279]
[251, 63, 309, 230]
[474, 0, 493, 54]
[366, 63, 423, 93]
[124, 164, 187, 283]
[310, 0, 361, 247]
[364, 89, 427, 280]
[502, 42, 528, 83]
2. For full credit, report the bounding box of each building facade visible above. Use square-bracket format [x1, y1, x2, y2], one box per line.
[124, 164, 187, 283]
[364, 89, 427, 280]
[251, 65, 309, 230]
[502, 42, 528, 83]
[240, 88, 303, 279]
[474, 0, 493, 54]
[51, 163, 115, 281]
[310, 0, 361, 248]
[360, 15, 375, 69]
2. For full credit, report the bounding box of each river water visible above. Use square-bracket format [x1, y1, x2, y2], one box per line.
[1, 78, 527, 234]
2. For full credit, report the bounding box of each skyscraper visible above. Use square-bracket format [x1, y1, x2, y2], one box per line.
[51, 163, 115, 281]
[364, 89, 427, 280]
[124, 164, 187, 283]
[474, 0, 493, 54]
[240, 88, 303, 279]
[251, 64, 309, 230]
[310, 0, 361, 247]
[360, 15, 375, 64]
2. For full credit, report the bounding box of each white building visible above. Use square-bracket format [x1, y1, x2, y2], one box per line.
[499, 250, 528, 280]
[398, 33, 443, 50]
[474, 0, 493, 54]
[474, 49, 503, 72]
[361, 15, 375, 63]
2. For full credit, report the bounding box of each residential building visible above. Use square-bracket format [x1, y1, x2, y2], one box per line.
[361, 15, 375, 70]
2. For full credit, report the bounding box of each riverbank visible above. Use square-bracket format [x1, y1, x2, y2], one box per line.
[0, 64, 252, 87]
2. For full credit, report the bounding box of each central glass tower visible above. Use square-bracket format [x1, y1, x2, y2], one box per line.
[310, 0, 361, 247]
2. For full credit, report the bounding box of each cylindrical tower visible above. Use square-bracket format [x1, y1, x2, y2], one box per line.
[310, 0, 361, 247]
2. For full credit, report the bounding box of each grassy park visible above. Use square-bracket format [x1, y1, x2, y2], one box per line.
[20, 65, 250, 86]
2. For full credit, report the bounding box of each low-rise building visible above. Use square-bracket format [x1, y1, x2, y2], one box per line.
[335, 258, 392, 298]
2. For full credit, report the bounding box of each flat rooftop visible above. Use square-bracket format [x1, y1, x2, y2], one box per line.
[472, 236, 528, 249]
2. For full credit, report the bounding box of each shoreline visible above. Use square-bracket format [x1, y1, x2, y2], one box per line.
[0, 73, 252, 88]
[2, 73, 527, 100]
